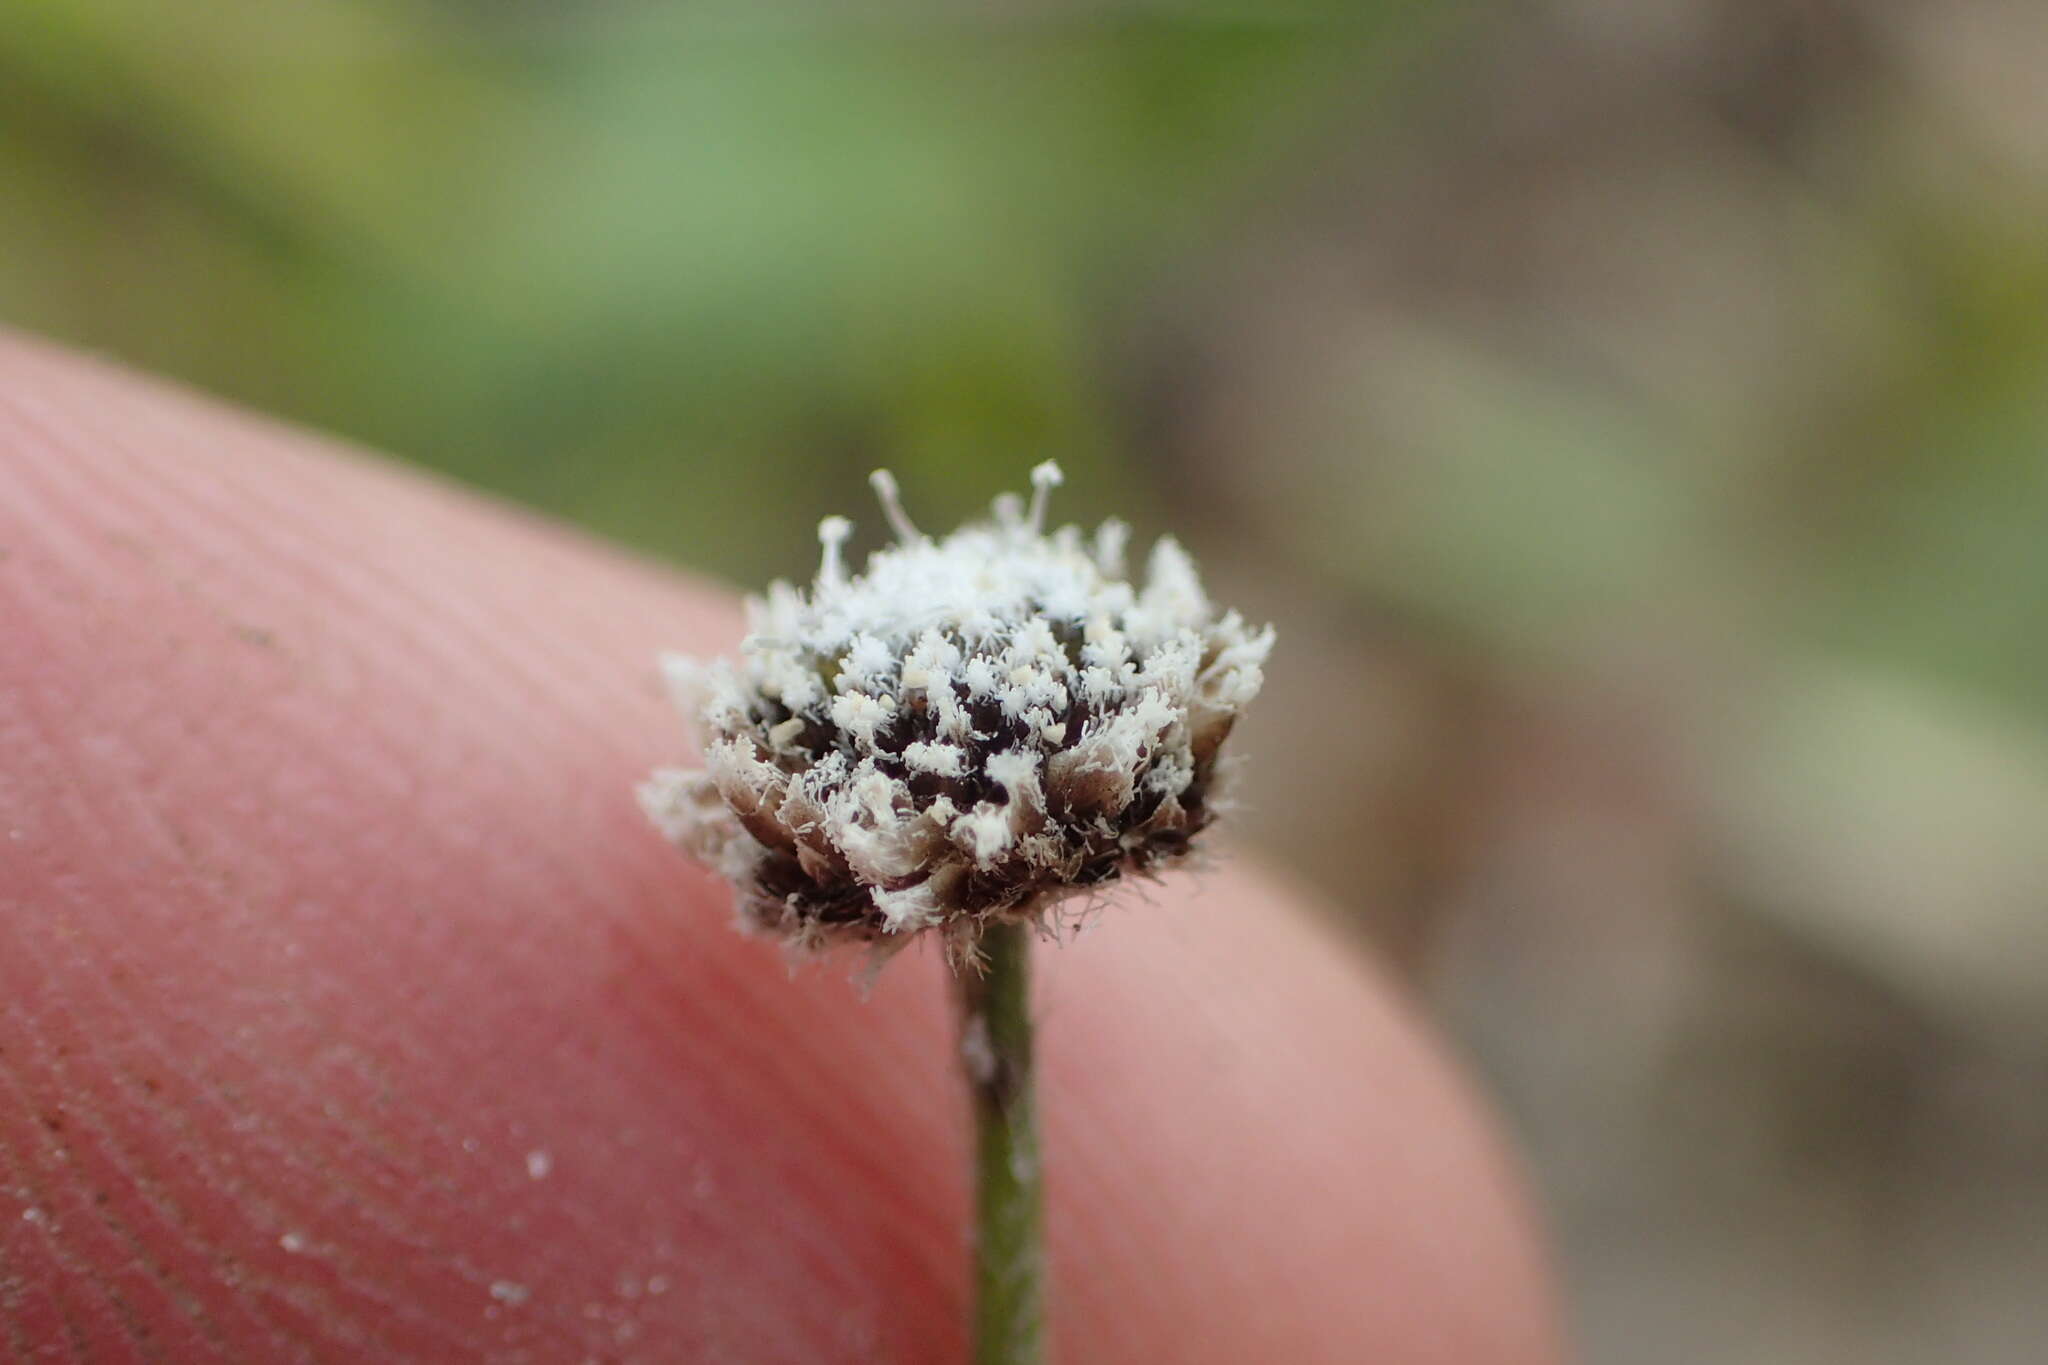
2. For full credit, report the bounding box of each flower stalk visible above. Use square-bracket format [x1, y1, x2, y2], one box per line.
[639, 463, 1273, 1363]
[957, 921, 1044, 1365]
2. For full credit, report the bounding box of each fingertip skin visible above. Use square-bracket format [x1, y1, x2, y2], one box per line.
[0, 332, 1561, 1364]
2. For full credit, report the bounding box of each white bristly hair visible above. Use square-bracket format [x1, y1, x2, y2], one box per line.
[639, 462, 1275, 956]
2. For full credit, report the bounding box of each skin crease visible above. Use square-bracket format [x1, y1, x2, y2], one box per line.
[0, 331, 1563, 1365]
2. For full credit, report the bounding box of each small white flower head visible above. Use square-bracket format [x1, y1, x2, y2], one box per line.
[639, 463, 1274, 957]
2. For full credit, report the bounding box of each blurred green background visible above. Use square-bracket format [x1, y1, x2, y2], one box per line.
[6, 2, 2047, 1361]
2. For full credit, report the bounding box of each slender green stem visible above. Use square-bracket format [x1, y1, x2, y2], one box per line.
[957, 920, 1045, 1365]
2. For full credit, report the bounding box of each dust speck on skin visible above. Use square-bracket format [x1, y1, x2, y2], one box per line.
[278, 1232, 306, 1253]
[525, 1149, 552, 1180]
[102, 531, 153, 562]
[232, 623, 275, 647]
[960, 1014, 996, 1085]
[490, 1280, 530, 1307]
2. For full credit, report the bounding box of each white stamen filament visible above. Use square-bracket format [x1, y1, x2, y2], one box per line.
[1026, 461, 1063, 535]
[1093, 518, 1129, 576]
[817, 515, 853, 587]
[868, 469, 922, 544]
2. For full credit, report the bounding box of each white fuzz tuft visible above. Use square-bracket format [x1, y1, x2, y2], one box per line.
[640, 465, 1274, 953]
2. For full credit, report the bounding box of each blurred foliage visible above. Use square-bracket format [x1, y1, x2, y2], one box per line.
[0, 0, 1426, 582]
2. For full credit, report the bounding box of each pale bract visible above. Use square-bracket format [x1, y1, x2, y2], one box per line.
[639, 463, 1274, 956]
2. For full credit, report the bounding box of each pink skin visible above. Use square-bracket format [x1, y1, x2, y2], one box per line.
[0, 331, 1563, 1364]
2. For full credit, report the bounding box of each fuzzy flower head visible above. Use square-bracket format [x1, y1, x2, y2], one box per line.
[640, 463, 1274, 956]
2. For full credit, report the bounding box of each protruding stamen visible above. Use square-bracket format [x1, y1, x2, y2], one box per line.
[1026, 460, 1064, 534]
[817, 515, 853, 587]
[868, 469, 922, 544]
[1093, 518, 1130, 576]
[991, 491, 1025, 532]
